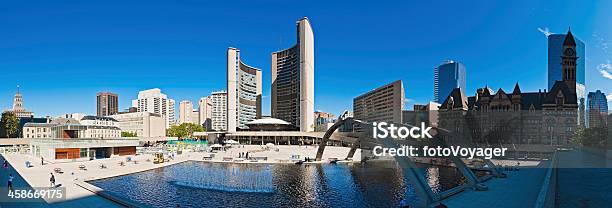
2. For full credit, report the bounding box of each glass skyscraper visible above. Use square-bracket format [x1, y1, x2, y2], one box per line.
[587, 90, 608, 128]
[548, 33, 586, 126]
[434, 60, 466, 103]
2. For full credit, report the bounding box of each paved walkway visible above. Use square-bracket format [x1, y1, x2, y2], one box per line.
[556, 149, 612, 207]
[442, 160, 548, 207]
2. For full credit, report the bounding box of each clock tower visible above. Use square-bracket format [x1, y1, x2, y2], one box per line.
[561, 28, 577, 93]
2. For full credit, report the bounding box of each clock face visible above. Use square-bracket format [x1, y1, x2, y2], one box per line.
[565, 48, 575, 56]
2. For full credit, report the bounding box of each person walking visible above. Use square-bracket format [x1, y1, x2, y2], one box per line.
[7, 174, 14, 191]
[41, 157, 44, 166]
[50, 173, 55, 187]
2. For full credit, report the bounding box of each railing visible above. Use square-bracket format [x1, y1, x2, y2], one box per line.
[533, 150, 558, 208]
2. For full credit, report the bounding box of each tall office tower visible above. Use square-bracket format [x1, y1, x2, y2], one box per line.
[548, 29, 586, 126]
[198, 97, 213, 130]
[587, 90, 608, 128]
[5, 85, 34, 118]
[271, 17, 315, 132]
[434, 60, 466, 103]
[179, 100, 195, 124]
[353, 80, 404, 131]
[210, 91, 227, 131]
[132, 88, 175, 129]
[227, 47, 262, 132]
[96, 92, 118, 116]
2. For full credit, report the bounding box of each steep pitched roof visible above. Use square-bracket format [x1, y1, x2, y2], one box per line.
[440, 88, 469, 110]
[543, 81, 577, 105]
[563, 28, 576, 46]
[512, 82, 521, 94]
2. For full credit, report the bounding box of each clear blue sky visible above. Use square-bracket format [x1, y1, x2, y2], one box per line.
[1, 0, 611, 117]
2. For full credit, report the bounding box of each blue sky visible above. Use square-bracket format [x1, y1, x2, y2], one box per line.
[1, 0, 611, 117]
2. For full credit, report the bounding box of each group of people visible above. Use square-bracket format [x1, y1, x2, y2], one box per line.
[238, 152, 250, 159]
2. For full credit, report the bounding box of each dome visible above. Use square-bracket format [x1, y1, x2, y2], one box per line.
[246, 118, 291, 125]
[245, 118, 296, 131]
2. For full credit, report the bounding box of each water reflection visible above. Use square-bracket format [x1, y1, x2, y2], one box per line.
[89, 161, 466, 207]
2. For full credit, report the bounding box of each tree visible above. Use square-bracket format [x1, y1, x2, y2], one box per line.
[121, 131, 138, 137]
[570, 127, 608, 147]
[0, 112, 19, 138]
[166, 123, 204, 139]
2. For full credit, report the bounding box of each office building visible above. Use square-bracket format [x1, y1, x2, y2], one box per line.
[314, 111, 336, 132]
[434, 60, 466, 103]
[179, 100, 195, 124]
[5, 85, 34, 118]
[210, 91, 227, 131]
[109, 112, 166, 138]
[96, 92, 118, 116]
[50, 116, 121, 139]
[227, 47, 262, 132]
[548, 30, 586, 126]
[132, 88, 175, 129]
[402, 102, 440, 127]
[271, 17, 315, 132]
[353, 80, 404, 129]
[587, 90, 608, 128]
[198, 97, 213, 130]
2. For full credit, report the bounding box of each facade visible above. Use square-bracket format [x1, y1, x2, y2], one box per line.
[227, 47, 263, 132]
[439, 31, 579, 146]
[587, 90, 608, 128]
[271, 17, 315, 132]
[314, 111, 336, 132]
[23, 123, 54, 138]
[5, 85, 34, 118]
[434, 60, 466, 103]
[50, 116, 121, 139]
[198, 97, 213, 130]
[548, 32, 586, 127]
[96, 92, 118, 116]
[179, 100, 195, 124]
[132, 88, 175, 129]
[353, 80, 404, 130]
[210, 91, 227, 131]
[402, 102, 440, 127]
[30, 138, 138, 162]
[109, 112, 166, 138]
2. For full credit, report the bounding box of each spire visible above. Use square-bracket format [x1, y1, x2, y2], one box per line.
[16, 84, 20, 94]
[563, 27, 576, 46]
[513, 82, 521, 94]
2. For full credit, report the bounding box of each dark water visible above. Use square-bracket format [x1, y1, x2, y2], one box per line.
[89, 161, 466, 207]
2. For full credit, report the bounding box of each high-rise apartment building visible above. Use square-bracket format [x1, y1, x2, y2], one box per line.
[96, 92, 118, 116]
[434, 60, 466, 103]
[198, 97, 213, 130]
[548, 31, 586, 126]
[353, 80, 404, 130]
[227, 47, 262, 132]
[271, 17, 315, 132]
[210, 91, 227, 131]
[132, 88, 175, 129]
[587, 90, 608, 128]
[179, 100, 195, 124]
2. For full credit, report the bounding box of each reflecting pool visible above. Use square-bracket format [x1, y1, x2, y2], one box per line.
[89, 161, 466, 207]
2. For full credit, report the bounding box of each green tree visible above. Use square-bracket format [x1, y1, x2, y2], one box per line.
[121, 131, 138, 137]
[571, 127, 608, 147]
[0, 112, 19, 138]
[166, 123, 204, 139]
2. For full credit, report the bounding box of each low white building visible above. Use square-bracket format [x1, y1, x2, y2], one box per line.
[109, 112, 166, 138]
[50, 116, 121, 139]
[23, 123, 54, 138]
